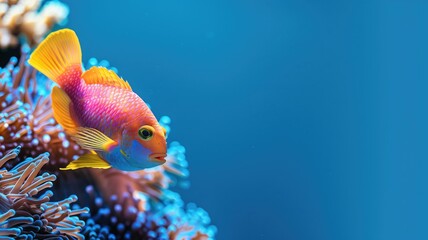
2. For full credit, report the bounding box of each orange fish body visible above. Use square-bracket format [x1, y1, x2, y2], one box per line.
[28, 29, 167, 171]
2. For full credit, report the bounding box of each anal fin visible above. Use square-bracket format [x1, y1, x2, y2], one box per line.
[60, 153, 111, 170]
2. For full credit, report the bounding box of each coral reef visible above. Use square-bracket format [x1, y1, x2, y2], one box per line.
[0, 54, 216, 239]
[0, 2, 216, 236]
[0, 0, 69, 48]
[0, 146, 87, 239]
[0, 47, 84, 171]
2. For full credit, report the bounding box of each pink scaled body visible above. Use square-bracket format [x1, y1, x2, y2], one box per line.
[59, 65, 159, 142]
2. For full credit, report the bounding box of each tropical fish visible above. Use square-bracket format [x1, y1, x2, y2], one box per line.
[28, 29, 167, 171]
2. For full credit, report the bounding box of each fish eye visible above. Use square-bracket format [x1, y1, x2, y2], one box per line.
[138, 125, 154, 141]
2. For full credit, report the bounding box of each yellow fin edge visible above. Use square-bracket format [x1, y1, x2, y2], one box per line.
[82, 66, 132, 90]
[60, 153, 111, 170]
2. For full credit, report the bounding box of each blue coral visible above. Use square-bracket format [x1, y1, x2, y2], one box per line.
[78, 140, 215, 239]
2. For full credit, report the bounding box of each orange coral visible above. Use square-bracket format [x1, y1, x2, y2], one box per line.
[0, 0, 68, 48]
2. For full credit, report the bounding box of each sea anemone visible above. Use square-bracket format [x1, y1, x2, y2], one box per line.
[0, 146, 87, 239]
[0, 47, 84, 171]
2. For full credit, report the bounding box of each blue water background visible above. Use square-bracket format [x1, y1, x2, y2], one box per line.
[62, 1, 428, 239]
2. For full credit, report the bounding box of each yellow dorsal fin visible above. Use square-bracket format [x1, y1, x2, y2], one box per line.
[81, 66, 132, 90]
[51, 86, 79, 135]
[60, 153, 111, 170]
[28, 29, 82, 84]
[72, 127, 118, 152]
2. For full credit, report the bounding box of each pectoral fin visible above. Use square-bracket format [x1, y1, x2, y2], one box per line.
[72, 127, 118, 152]
[60, 153, 111, 170]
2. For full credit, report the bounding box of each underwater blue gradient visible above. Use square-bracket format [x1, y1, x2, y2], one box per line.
[61, 0, 428, 239]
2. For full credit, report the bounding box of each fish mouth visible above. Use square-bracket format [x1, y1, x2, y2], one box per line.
[149, 153, 167, 164]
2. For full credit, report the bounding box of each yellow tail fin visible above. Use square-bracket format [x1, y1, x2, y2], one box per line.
[28, 29, 82, 84]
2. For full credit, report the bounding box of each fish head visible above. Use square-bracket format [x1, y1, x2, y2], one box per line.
[121, 123, 167, 169]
